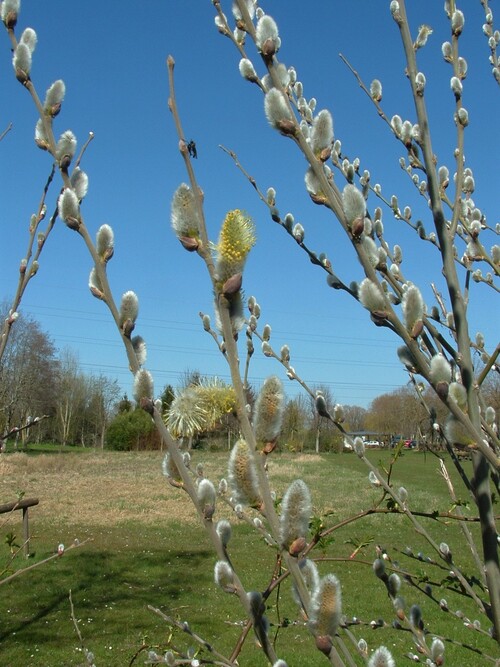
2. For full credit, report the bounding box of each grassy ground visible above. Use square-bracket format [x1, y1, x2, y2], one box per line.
[0, 446, 497, 666]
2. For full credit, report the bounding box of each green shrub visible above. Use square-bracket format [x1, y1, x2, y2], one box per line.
[106, 409, 157, 451]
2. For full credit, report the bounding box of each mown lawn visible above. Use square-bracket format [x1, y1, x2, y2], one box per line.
[0, 447, 497, 666]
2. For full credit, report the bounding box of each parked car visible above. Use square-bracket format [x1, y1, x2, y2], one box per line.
[390, 435, 404, 448]
[404, 439, 417, 449]
[364, 440, 380, 447]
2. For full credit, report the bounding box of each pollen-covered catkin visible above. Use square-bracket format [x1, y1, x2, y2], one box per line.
[227, 439, 261, 506]
[279, 479, 311, 550]
[253, 376, 284, 443]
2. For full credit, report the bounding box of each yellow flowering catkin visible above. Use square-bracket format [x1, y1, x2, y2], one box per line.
[216, 209, 256, 280]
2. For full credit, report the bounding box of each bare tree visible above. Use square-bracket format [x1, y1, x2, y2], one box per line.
[0, 306, 57, 442]
[342, 404, 367, 433]
[55, 348, 87, 446]
[84, 374, 121, 448]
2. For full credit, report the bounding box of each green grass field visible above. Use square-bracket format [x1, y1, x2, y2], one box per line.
[0, 447, 498, 666]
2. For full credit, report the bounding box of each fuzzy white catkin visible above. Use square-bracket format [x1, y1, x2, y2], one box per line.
[342, 184, 366, 226]
[354, 437, 365, 457]
[35, 119, 49, 147]
[293, 559, 320, 607]
[448, 382, 467, 408]
[451, 76, 463, 96]
[452, 9, 465, 35]
[44, 79, 65, 109]
[58, 188, 79, 223]
[368, 645, 395, 667]
[310, 109, 334, 154]
[96, 224, 114, 258]
[20, 27, 37, 53]
[198, 478, 216, 511]
[370, 79, 382, 100]
[431, 637, 445, 662]
[231, 0, 255, 20]
[171, 183, 199, 237]
[88, 268, 103, 295]
[214, 561, 235, 592]
[390, 114, 402, 136]
[131, 336, 147, 366]
[255, 15, 280, 54]
[304, 168, 323, 198]
[133, 369, 154, 402]
[362, 236, 379, 267]
[358, 279, 387, 313]
[401, 284, 424, 331]
[216, 520, 231, 546]
[239, 58, 257, 81]
[56, 130, 77, 162]
[13, 42, 31, 75]
[485, 406, 496, 426]
[70, 168, 89, 200]
[264, 88, 293, 128]
[429, 354, 452, 384]
[119, 290, 139, 324]
[1, 0, 20, 21]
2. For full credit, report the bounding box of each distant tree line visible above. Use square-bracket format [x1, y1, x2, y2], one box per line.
[0, 305, 120, 448]
[3, 308, 497, 452]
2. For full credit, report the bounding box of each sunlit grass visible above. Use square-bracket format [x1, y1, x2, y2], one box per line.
[0, 448, 495, 665]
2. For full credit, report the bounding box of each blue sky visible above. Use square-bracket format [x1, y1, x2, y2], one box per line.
[1, 1, 498, 408]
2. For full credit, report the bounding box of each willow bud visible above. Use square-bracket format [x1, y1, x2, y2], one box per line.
[43, 79, 65, 116]
[20, 27, 37, 53]
[1, 0, 20, 28]
[264, 89, 295, 135]
[96, 224, 114, 262]
[214, 561, 236, 593]
[239, 58, 258, 82]
[451, 10, 465, 36]
[119, 290, 139, 335]
[130, 336, 146, 366]
[88, 268, 104, 300]
[450, 76, 463, 98]
[401, 284, 424, 337]
[198, 478, 216, 519]
[58, 188, 80, 229]
[310, 109, 334, 159]
[12, 42, 31, 81]
[342, 184, 366, 229]
[367, 646, 395, 667]
[370, 79, 382, 101]
[133, 369, 154, 404]
[55, 132, 76, 172]
[414, 24, 433, 49]
[216, 520, 231, 547]
[255, 15, 280, 57]
[171, 183, 200, 240]
[70, 168, 89, 200]
[358, 279, 388, 316]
